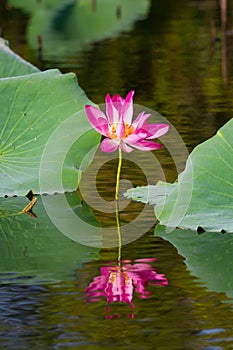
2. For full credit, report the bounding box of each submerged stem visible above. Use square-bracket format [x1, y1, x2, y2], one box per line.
[115, 147, 122, 201]
[115, 200, 122, 264]
[115, 147, 122, 262]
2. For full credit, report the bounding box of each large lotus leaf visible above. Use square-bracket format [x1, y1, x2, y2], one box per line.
[0, 192, 100, 283]
[9, 0, 150, 60]
[126, 118, 233, 232]
[155, 225, 233, 300]
[0, 38, 39, 77]
[126, 182, 176, 206]
[0, 69, 100, 196]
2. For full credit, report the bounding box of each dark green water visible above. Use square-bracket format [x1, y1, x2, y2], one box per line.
[1, 0, 233, 349]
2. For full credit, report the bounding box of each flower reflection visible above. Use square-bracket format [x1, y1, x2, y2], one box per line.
[85, 258, 168, 318]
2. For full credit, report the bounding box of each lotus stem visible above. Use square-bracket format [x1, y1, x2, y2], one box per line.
[115, 147, 122, 201]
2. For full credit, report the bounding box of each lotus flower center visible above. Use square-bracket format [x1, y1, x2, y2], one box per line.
[109, 122, 135, 139]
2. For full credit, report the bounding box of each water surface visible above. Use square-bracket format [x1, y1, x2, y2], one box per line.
[0, 0, 233, 349]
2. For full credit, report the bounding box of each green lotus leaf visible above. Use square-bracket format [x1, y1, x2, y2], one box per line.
[0, 68, 100, 196]
[126, 118, 233, 232]
[0, 38, 39, 77]
[9, 0, 150, 60]
[0, 193, 100, 283]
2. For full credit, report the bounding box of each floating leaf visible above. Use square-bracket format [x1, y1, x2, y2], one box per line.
[125, 182, 176, 205]
[0, 193, 100, 283]
[0, 68, 100, 196]
[126, 119, 233, 232]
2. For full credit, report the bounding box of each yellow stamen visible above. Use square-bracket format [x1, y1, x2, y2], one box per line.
[109, 122, 135, 139]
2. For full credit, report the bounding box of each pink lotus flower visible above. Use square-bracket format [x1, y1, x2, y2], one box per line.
[85, 258, 168, 312]
[85, 91, 169, 153]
